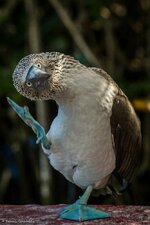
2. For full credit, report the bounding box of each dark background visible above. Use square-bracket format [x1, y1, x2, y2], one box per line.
[0, 0, 150, 206]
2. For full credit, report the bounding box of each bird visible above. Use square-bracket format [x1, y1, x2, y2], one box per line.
[8, 52, 141, 221]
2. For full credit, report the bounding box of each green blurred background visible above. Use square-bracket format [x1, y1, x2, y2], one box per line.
[0, 0, 150, 206]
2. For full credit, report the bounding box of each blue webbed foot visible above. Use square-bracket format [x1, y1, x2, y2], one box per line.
[59, 203, 111, 221]
[7, 97, 50, 150]
[59, 185, 111, 221]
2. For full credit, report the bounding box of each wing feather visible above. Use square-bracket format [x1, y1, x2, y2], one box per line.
[110, 92, 141, 182]
[90, 67, 141, 182]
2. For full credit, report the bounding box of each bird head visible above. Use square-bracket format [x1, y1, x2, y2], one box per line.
[13, 52, 82, 100]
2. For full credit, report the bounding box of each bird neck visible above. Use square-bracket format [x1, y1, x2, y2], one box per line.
[54, 68, 116, 116]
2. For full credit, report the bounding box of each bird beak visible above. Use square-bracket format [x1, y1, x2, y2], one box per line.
[26, 66, 50, 89]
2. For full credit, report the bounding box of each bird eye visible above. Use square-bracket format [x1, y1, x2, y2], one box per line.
[36, 63, 41, 68]
[26, 82, 32, 87]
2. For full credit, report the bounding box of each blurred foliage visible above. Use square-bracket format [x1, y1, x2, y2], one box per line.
[0, 0, 150, 206]
[0, 0, 149, 99]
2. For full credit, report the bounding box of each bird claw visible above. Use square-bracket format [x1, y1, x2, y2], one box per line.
[7, 97, 50, 149]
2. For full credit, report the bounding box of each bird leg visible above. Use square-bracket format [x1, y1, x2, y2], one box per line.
[7, 97, 51, 150]
[59, 185, 111, 221]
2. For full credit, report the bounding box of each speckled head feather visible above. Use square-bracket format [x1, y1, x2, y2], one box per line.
[13, 52, 83, 100]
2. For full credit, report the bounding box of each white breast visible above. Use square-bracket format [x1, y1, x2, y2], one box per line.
[45, 70, 117, 189]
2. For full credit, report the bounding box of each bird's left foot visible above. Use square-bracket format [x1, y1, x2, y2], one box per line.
[59, 203, 111, 221]
[59, 185, 111, 221]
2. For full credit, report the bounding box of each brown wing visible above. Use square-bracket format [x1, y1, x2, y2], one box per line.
[90, 67, 142, 182]
[110, 92, 142, 182]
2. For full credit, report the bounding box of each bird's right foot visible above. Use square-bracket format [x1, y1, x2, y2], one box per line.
[7, 97, 51, 150]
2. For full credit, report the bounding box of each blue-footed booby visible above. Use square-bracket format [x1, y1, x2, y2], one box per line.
[8, 52, 141, 221]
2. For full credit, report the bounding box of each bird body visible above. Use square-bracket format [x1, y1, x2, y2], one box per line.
[46, 72, 116, 189]
[11, 52, 141, 221]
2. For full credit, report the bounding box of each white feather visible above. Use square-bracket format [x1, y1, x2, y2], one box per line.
[43, 68, 117, 189]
